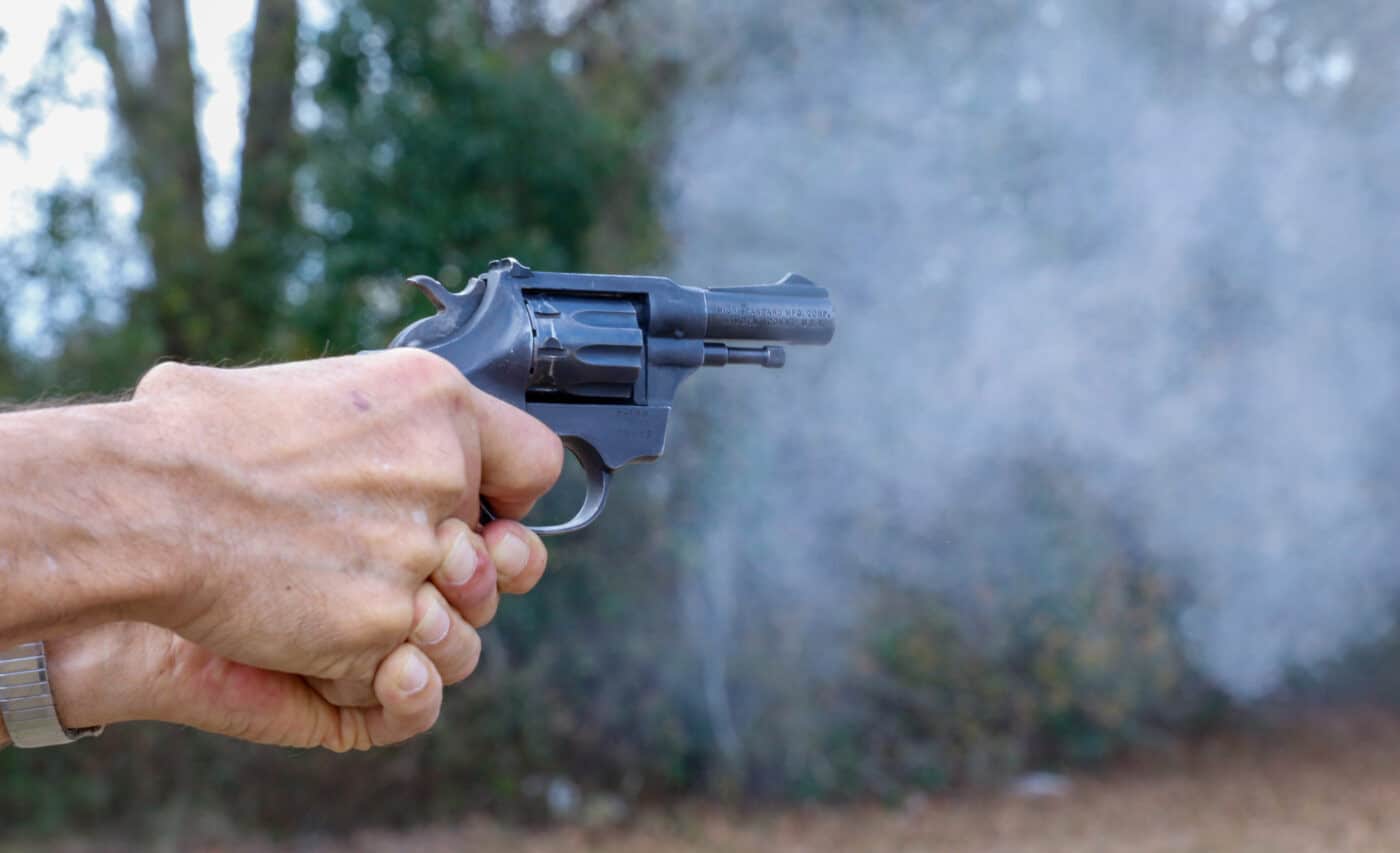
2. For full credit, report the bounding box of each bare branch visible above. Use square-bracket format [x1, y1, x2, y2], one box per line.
[232, 0, 300, 263]
[88, 0, 142, 121]
[143, 0, 207, 243]
[98, 0, 210, 359]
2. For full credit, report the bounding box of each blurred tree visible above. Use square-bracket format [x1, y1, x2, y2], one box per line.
[1, 0, 682, 836]
[298, 0, 665, 353]
[0, 0, 663, 395]
[87, 0, 299, 365]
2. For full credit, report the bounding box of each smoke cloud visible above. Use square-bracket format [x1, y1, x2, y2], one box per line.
[657, 0, 1400, 699]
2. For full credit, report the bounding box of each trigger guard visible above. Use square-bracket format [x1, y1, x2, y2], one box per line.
[478, 438, 612, 536]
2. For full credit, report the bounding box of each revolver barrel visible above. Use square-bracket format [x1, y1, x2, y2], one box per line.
[701, 274, 836, 345]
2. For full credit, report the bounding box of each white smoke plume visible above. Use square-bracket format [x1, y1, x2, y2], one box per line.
[654, 0, 1400, 699]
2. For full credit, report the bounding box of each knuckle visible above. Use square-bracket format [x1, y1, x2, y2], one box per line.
[316, 651, 369, 683]
[436, 516, 473, 545]
[327, 711, 373, 752]
[365, 523, 441, 581]
[363, 595, 415, 648]
[134, 360, 199, 399]
[413, 581, 440, 612]
[425, 457, 469, 505]
[217, 709, 257, 744]
[388, 347, 466, 395]
[320, 678, 376, 708]
[399, 529, 445, 579]
[528, 435, 566, 493]
[386, 437, 468, 512]
[494, 435, 563, 501]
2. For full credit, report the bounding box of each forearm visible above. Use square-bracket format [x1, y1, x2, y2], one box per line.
[0, 400, 185, 645]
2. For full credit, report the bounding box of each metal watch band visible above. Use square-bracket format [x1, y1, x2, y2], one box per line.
[0, 642, 104, 748]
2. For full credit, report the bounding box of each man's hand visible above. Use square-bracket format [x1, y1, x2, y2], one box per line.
[128, 350, 560, 698]
[0, 349, 560, 749]
[44, 621, 440, 751]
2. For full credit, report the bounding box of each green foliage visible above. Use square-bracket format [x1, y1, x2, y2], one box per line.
[297, 0, 653, 353]
[0, 0, 655, 393]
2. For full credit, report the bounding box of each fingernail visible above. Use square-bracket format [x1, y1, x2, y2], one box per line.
[413, 601, 451, 646]
[397, 654, 429, 695]
[440, 533, 479, 586]
[491, 532, 530, 581]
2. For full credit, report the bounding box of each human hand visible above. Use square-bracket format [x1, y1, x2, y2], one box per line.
[125, 350, 559, 697]
[36, 621, 437, 751]
[2, 515, 553, 751]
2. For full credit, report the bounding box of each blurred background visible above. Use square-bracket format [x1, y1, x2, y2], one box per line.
[6, 1, 1400, 850]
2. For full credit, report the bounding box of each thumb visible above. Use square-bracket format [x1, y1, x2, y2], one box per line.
[52, 625, 443, 751]
[164, 643, 444, 751]
[358, 644, 443, 748]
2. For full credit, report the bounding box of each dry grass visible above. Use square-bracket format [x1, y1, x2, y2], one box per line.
[26, 709, 1400, 853]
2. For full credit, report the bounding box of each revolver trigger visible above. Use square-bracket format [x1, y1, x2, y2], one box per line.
[477, 437, 612, 536]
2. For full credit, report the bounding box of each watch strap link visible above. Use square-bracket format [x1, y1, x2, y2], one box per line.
[0, 642, 104, 748]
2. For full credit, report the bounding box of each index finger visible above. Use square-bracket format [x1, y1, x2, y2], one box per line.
[462, 382, 564, 520]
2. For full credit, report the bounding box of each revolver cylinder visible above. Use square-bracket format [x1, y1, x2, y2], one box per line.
[526, 296, 644, 400]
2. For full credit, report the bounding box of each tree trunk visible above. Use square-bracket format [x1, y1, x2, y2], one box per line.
[226, 0, 301, 355]
[89, 0, 299, 362]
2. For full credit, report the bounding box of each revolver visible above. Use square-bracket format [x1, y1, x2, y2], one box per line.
[389, 257, 835, 535]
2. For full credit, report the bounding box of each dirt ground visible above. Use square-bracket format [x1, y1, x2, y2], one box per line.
[23, 709, 1400, 853]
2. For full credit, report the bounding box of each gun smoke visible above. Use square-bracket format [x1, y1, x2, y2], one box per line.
[655, 0, 1400, 719]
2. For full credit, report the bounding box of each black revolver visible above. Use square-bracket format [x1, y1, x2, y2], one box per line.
[389, 257, 835, 535]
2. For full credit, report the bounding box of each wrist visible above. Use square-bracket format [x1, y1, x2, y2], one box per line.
[98, 398, 206, 629]
[0, 400, 194, 641]
[44, 624, 169, 731]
